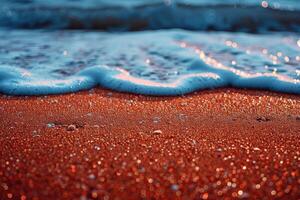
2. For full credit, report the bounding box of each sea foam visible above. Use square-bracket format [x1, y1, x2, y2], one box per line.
[0, 29, 299, 95]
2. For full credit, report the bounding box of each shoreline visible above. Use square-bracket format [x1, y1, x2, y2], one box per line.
[0, 88, 299, 199]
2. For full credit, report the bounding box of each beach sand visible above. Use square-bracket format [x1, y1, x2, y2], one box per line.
[0, 88, 299, 199]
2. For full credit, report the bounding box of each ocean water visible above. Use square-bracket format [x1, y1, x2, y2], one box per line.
[0, 0, 299, 96]
[2, 0, 300, 31]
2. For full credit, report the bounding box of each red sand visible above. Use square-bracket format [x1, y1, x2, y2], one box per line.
[0, 88, 299, 200]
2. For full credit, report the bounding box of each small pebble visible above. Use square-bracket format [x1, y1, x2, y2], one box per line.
[153, 117, 160, 123]
[88, 174, 96, 180]
[253, 147, 261, 151]
[170, 184, 179, 191]
[67, 124, 77, 131]
[47, 123, 55, 128]
[152, 130, 162, 135]
[256, 116, 270, 122]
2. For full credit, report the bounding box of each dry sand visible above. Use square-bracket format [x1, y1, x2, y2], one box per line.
[0, 88, 300, 199]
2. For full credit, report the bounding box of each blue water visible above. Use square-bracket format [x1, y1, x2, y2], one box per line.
[0, 0, 299, 96]
[2, 0, 300, 31]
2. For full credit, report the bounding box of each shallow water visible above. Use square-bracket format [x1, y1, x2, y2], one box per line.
[0, 0, 299, 95]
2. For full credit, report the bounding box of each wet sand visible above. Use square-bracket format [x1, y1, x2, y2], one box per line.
[0, 88, 299, 200]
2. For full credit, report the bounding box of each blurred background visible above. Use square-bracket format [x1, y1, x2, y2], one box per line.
[1, 0, 300, 32]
